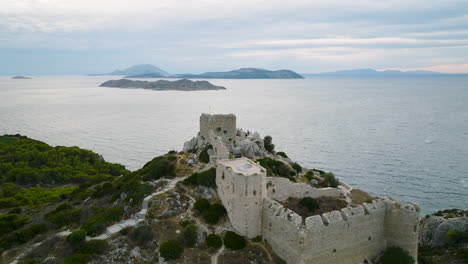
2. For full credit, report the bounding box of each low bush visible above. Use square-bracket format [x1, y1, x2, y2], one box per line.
[194, 198, 210, 213]
[182, 224, 198, 247]
[130, 225, 153, 243]
[203, 203, 227, 225]
[74, 240, 108, 254]
[257, 157, 296, 181]
[276, 152, 288, 159]
[445, 229, 468, 246]
[299, 197, 319, 212]
[63, 253, 91, 264]
[199, 145, 213, 163]
[0, 223, 47, 250]
[81, 207, 123, 236]
[160, 239, 183, 260]
[46, 208, 82, 227]
[67, 230, 87, 246]
[206, 234, 222, 249]
[224, 231, 246, 250]
[183, 168, 216, 189]
[136, 155, 177, 181]
[291, 162, 302, 173]
[378, 247, 414, 264]
[0, 213, 28, 236]
[323, 172, 339, 188]
[263, 136, 275, 153]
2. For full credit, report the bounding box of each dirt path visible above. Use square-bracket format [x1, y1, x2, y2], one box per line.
[211, 245, 225, 264]
[251, 242, 273, 261]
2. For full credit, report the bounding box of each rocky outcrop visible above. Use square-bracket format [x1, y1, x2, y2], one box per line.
[419, 209, 468, 247]
[99, 79, 226, 91]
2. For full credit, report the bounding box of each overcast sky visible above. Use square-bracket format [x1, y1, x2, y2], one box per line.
[1, 0, 468, 74]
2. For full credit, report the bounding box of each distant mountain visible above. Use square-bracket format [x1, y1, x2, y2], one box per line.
[100, 78, 226, 91]
[11, 76, 31, 79]
[90, 64, 170, 76]
[173, 68, 304, 79]
[125, 73, 166, 78]
[302, 69, 448, 77]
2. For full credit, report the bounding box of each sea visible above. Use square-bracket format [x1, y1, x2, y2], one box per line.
[1, 75, 467, 215]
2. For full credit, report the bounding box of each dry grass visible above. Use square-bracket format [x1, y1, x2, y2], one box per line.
[350, 189, 375, 205]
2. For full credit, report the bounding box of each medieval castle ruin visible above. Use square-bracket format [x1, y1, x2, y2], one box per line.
[187, 113, 420, 264]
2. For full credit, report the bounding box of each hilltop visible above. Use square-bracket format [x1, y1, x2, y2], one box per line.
[99, 78, 226, 91]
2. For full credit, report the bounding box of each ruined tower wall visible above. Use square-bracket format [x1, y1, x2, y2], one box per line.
[200, 113, 236, 141]
[216, 159, 267, 238]
[266, 177, 342, 201]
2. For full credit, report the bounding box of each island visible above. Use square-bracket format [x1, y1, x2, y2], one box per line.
[172, 67, 304, 79]
[11, 76, 31, 79]
[99, 78, 226, 91]
[124, 73, 166, 78]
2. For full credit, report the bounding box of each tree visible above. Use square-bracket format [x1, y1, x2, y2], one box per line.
[206, 234, 222, 249]
[263, 136, 275, 153]
[160, 240, 183, 260]
[224, 231, 246, 250]
[182, 224, 198, 247]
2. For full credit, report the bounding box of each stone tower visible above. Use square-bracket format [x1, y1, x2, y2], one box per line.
[216, 158, 267, 238]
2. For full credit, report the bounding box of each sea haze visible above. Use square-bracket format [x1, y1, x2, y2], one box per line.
[0, 75, 467, 214]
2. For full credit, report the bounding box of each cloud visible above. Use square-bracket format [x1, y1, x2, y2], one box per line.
[0, 0, 467, 73]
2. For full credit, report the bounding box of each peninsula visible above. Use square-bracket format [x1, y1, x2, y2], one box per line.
[11, 76, 31, 79]
[1, 115, 465, 264]
[99, 78, 226, 91]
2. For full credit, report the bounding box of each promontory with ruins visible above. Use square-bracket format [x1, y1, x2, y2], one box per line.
[1, 114, 466, 264]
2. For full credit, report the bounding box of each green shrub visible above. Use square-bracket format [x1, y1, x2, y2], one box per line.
[81, 207, 123, 236]
[257, 157, 295, 181]
[75, 240, 108, 254]
[0, 214, 28, 236]
[46, 208, 82, 227]
[323, 172, 339, 188]
[182, 224, 198, 247]
[378, 247, 414, 264]
[130, 225, 153, 243]
[263, 136, 275, 153]
[67, 230, 87, 246]
[276, 152, 288, 159]
[445, 229, 468, 246]
[194, 198, 210, 213]
[8, 207, 22, 214]
[224, 231, 246, 250]
[199, 145, 213, 163]
[136, 156, 177, 181]
[206, 234, 222, 249]
[291, 162, 302, 173]
[0, 223, 47, 249]
[299, 197, 319, 212]
[160, 239, 183, 260]
[119, 226, 133, 236]
[63, 253, 91, 264]
[203, 203, 227, 224]
[183, 168, 216, 189]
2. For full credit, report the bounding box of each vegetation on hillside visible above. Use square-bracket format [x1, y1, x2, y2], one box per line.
[257, 157, 296, 181]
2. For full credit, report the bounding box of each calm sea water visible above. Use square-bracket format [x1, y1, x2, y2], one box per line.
[0, 75, 467, 214]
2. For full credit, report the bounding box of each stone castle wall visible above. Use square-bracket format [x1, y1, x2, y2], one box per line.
[262, 197, 419, 264]
[208, 130, 230, 165]
[266, 177, 342, 201]
[200, 113, 236, 141]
